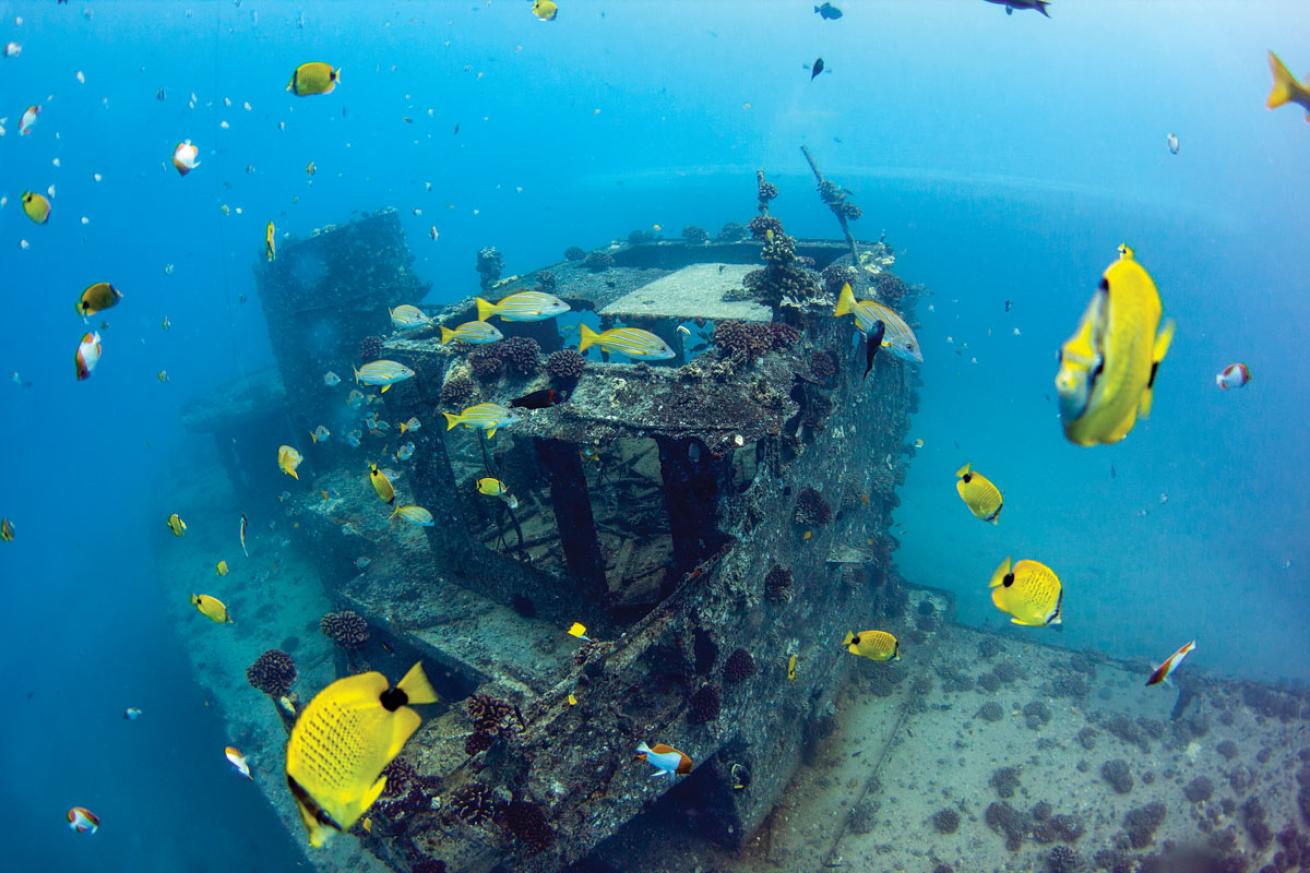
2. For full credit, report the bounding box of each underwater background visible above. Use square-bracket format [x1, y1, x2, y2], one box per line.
[1, 2, 1307, 871]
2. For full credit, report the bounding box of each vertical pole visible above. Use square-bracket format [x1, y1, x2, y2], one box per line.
[534, 438, 609, 601]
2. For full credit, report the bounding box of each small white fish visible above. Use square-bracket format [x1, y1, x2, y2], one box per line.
[323, 371, 341, 387]
[398, 416, 421, 434]
[1166, 132, 1180, 155]
[224, 746, 253, 780]
[310, 425, 331, 444]
[75, 70, 85, 84]
[346, 389, 365, 409]
[345, 430, 362, 448]
[4, 41, 21, 58]
[354, 556, 371, 570]
[429, 225, 439, 241]
[395, 442, 415, 462]
[123, 707, 142, 720]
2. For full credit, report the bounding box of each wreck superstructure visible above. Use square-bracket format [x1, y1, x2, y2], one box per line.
[202, 183, 924, 872]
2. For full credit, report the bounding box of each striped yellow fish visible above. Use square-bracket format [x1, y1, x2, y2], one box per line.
[439, 320, 503, 345]
[353, 360, 415, 393]
[843, 629, 900, 662]
[475, 291, 570, 323]
[390, 505, 434, 526]
[989, 557, 1062, 627]
[265, 222, 276, 262]
[441, 403, 519, 439]
[389, 305, 433, 331]
[954, 463, 1003, 523]
[834, 283, 923, 363]
[578, 324, 675, 360]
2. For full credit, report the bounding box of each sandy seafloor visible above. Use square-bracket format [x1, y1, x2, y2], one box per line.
[160, 467, 1309, 873]
[594, 589, 1310, 873]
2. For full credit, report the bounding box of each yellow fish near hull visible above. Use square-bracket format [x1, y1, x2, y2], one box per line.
[285, 662, 437, 847]
[1266, 51, 1310, 120]
[76, 282, 123, 318]
[191, 593, 232, 624]
[1055, 247, 1174, 446]
[989, 557, 1062, 627]
[369, 464, 395, 506]
[843, 630, 900, 662]
[954, 463, 1003, 524]
[279, 445, 304, 479]
[287, 62, 340, 97]
[265, 222, 276, 262]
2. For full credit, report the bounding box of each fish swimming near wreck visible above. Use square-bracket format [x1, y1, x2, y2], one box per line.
[285, 662, 437, 847]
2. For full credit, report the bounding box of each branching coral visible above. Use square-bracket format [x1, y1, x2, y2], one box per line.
[681, 226, 709, 244]
[809, 350, 837, 381]
[359, 334, 383, 362]
[715, 222, 746, 242]
[444, 783, 503, 827]
[564, 246, 586, 261]
[688, 684, 721, 724]
[583, 250, 614, 272]
[546, 348, 585, 383]
[724, 649, 756, 684]
[794, 487, 833, 526]
[466, 694, 524, 736]
[246, 649, 296, 697]
[499, 336, 541, 377]
[821, 263, 858, 296]
[468, 345, 505, 381]
[440, 374, 475, 407]
[320, 610, 369, 650]
[765, 565, 793, 603]
[713, 320, 799, 364]
[499, 801, 554, 855]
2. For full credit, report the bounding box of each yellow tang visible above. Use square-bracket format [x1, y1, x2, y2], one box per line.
[21, 191, 51, 225]
[166, 513, 187, 537]
[843, 630, 900, 662]
[1055, 245, 1174, 446]
[989, 557, 1063, 627]
[567, 622, 590, 640]
[287, 62, 341, 97]
[216, 560, 229, 577]
[191, 593, 232, 624]
[279, 445, 304, 479]
[954, 463, 1003, 524]
[265, 222, 276, 262]
[76, 282, 123, 318]
[369, 463, 395, 506]
[285, 662, 437, 847]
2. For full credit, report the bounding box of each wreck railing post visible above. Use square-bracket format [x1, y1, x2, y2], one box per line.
[533, 437, 608, 601]
[655, 436, 732, 576]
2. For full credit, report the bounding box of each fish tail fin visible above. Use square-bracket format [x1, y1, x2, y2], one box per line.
[578, 322, 599, 354]
[989, 557, 1012, 589]
[442, 411, 460, 430]
[397, 662, 438, 704]
[636, 742, 652, 756]
[954, 463, 971, 479]
[1037, 0, 1051, 17]
[399, 422, 408, 434]
[1268, 51, 1297, 109]
[833, 282, 855, 317]
[1139, 318, 1175, 418]
[439, 325, 455, 345]
[310, 431, 318, 444]
[333, 67, 342, 83]
[353, 365, 361, 384]
[475, 296, 496, 322]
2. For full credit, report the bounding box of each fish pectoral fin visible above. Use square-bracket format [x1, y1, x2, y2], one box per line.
[486, 427, 497, 440]
[380, 384, 391, 394]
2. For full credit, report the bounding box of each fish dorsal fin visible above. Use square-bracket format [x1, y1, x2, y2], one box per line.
[954, 463, 971, 479]
[650, 743, 676, 756]
[396, 662, 438, 705]
[989, 557, 1013, 589]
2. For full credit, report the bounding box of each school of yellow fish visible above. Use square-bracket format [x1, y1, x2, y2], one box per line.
[9, 6, 1295, 851]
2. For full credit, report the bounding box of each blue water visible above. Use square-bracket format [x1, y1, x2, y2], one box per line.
[2, 2, 1308, 871]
